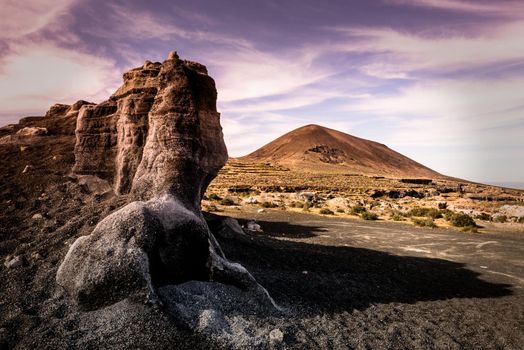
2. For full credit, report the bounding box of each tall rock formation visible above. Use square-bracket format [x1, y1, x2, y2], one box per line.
[57, 51, 275, 312]
[72, 51, 227, 206]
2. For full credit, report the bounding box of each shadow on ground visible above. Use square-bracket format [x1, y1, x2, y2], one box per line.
[213, 217, 513, 315]
[236, 217, 328, 238]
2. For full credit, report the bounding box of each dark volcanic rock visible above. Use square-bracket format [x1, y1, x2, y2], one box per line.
[56, 51, 276, 315]
[45, 103, 71, 118]
[400, 178, 433, 185]
[204, 213, 246, 239]
[45, 100, 95, 119]
[306, 144, 346, 164]
[0, 99, 95, 145]
[56, 201, 163, 310]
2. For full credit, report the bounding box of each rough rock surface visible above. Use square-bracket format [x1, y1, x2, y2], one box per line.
[45, 103, 71, 118]
[56, 51, 276, 315]
[204, 213, 246, 239]
[16, 127, 48, 136]
[45, 101, 95, 119]
[159, 281, 283, 348]
[72, 53, 227, 198]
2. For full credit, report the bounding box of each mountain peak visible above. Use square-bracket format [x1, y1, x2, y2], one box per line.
[241, 124, 440, 178]
[299, 123, 326, 130]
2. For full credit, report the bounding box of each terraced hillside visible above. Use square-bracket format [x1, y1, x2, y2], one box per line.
[212, 159, 462, 197]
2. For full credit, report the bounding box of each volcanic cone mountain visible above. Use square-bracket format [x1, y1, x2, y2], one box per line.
[241, 124, 441, 178]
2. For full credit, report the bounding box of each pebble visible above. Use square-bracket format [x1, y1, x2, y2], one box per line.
[257, 209, 265, 213]
[31, 252, 42, 261]
[4, 256, 23, 268]
[32, 213, 43, 220]
[269, 328, 284, 343]
[246, 221, 262, 232]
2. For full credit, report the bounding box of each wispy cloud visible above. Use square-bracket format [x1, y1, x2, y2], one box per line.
[343, 78, 524, 144]
[330, 21, 524, 79]
[0, 0, 121, 123]
[212, 47, 334, 102]
[337, 77, 524, 181]
[83, 3, 254, 63]
[385, 0, 524, 18]
[0, 43, 119, 122]
[0, 0, 76, 40]
[89, 4, 335, 103]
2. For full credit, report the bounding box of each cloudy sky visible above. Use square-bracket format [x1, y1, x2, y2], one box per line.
[1, 0, 523, 184]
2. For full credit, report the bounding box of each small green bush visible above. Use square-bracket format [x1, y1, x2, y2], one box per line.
[361, 211, 378, 220]
[450, 213, 477, 227]
[351, 205, 366, 215]
[220, 197, 236, 206]
[208, 193, 222, 201]
[493, 215, 507, 223]
[518, 217, 524, 224]
[319, 208, 335, 215]
[261, 201, 279, 208]
[408, 207, 442, 219]
[204, 204, 219, 212]
[412, 218, 437, 228]
[336, 208, 345, 213]
[429, 209, 442, 219]
[407, 207, 428, 216]
[369, 200, 381, 209]
[439, 209, 455, 221]
[391, 213, 404, 221]
[475, 212, 491, 221]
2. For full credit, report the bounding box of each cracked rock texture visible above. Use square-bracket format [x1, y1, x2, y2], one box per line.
[72, 52, 227, 200]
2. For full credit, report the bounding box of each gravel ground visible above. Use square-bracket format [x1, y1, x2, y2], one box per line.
[213, 208, 524, 349]
[1, 203, 523, 349]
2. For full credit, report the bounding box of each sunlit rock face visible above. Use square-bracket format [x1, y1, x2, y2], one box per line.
[72, 51, 228, 207]
[57, 51, 275, 313]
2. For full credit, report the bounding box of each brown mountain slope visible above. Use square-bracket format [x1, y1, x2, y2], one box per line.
[240, 124, 441, 178]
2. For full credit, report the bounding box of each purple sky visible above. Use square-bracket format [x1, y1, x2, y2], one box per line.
[1, 0, 523, 183]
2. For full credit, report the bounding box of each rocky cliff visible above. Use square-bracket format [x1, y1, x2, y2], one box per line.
[56, 52, 276, 313]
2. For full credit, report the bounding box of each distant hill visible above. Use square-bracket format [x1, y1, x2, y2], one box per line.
[240, 124, 441, 178]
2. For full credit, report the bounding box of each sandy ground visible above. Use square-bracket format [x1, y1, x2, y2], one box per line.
[1, 203, 523, 349]
[212, 208, 524, 349]
[225, 208, 524, 288]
